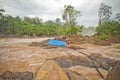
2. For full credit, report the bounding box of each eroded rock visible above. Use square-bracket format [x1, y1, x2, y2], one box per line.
[54, 55, 94, 68]
[64, 69, 88, 80]
[106, 61, 120, 80]
[35, 60, 69, 80]
[0, 71, 13, 80]
[54, 54, 117, 70]
[0, 71, 33, 80]
[89, 53, 116, 70]
[35, 60, 87, 80]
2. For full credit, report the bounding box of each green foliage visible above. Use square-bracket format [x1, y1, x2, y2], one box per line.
[57, 26, 70, 35]
[96, 21, 120, 40]
[70, 26, 82, 34]
[24, 17, 42, 24]
[0, 8, 82, 36]
[96, 21, 120, 35]
[97, 34, 109, 40]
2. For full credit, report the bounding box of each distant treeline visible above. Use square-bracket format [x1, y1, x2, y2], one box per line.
[0, 14, 82, 36]
[0, 5, 83, 36]
[0, 3, 120, 39]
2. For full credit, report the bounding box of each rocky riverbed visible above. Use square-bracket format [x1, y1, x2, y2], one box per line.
[0, 38, 120, 80]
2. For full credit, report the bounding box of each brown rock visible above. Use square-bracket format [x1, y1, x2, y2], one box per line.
[90, 53, 116, 70]
[0, 62, 8, 75]
[35, 60, 69, 80]
[106, 62, 120, 80]
[0, 71, 13, 79]
[54, 55, 94, 68]
[0, 71, 33, 80]
[20, 72, 33, 80]
[64, 69, 88, 80]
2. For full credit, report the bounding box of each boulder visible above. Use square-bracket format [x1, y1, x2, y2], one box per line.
[35, 60, 69, 80]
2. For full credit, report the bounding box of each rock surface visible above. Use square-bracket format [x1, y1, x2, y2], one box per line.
[54, 55, 93, 68]
[0, 39, 120, 80]
[54, 54, 116, 70]
[35, 60, 69, 80]
[89, 53, 116, 70]
[106, 61, 120, 80]
[0, 71, 33, 80]
[35, 60, 88, 80]
[64, 69, 88, 80]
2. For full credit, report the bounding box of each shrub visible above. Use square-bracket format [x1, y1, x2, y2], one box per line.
[97, 34, 109, 40]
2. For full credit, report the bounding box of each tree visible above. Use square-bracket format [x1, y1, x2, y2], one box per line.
[55, 18, 60, 23]
[0, 9, 5, 18]
[98, 3, 112, 24]
[63, 5, 80, 27]
[55, 18, 62, 27]
[32, 17, 42, 24]
[15, 16, 21, 21]
[24, 16, 42, 24]
[115, 13, 120, 23]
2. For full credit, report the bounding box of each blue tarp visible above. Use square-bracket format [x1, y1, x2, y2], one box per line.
[48, 39, 66, 46]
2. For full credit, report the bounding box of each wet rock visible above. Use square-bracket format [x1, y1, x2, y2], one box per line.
[29, 40, 59, 49]
[64, 69, 88, 80]
[0, 71, 13, 80]
[72, 56, 94, 67]
[20, 72, 33, 80]
[29, 41, 48, 47]
[54, 55, 94, 68]
[54, 54, 117, 70]
[89, 53, 116, 70]
[35, 60, 69, 80]
[35, 60, 88, 80]
[54, 56, 72, 67]
[0, 71, 33, 80]
[12, 72, 22, 80]
[106, 61, 120, 80]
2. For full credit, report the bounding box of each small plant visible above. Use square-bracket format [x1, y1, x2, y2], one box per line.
[97, 34, 109, 40]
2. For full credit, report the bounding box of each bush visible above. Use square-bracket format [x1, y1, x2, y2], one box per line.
[96, 21, 120, 40]
[96, 21, 120, 35]
[97, 34, 109, 40]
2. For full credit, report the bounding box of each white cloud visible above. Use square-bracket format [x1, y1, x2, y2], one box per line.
[0, 0, 120, 26]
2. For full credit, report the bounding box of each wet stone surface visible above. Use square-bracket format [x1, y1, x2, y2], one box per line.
[0, 38, 120, 80]
[0, 71, 34, 80]
[54, 53, 117, 70]
[106, 62, 120, 80]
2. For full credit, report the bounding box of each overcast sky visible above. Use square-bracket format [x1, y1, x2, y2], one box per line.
[0, 0, 120, 26]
